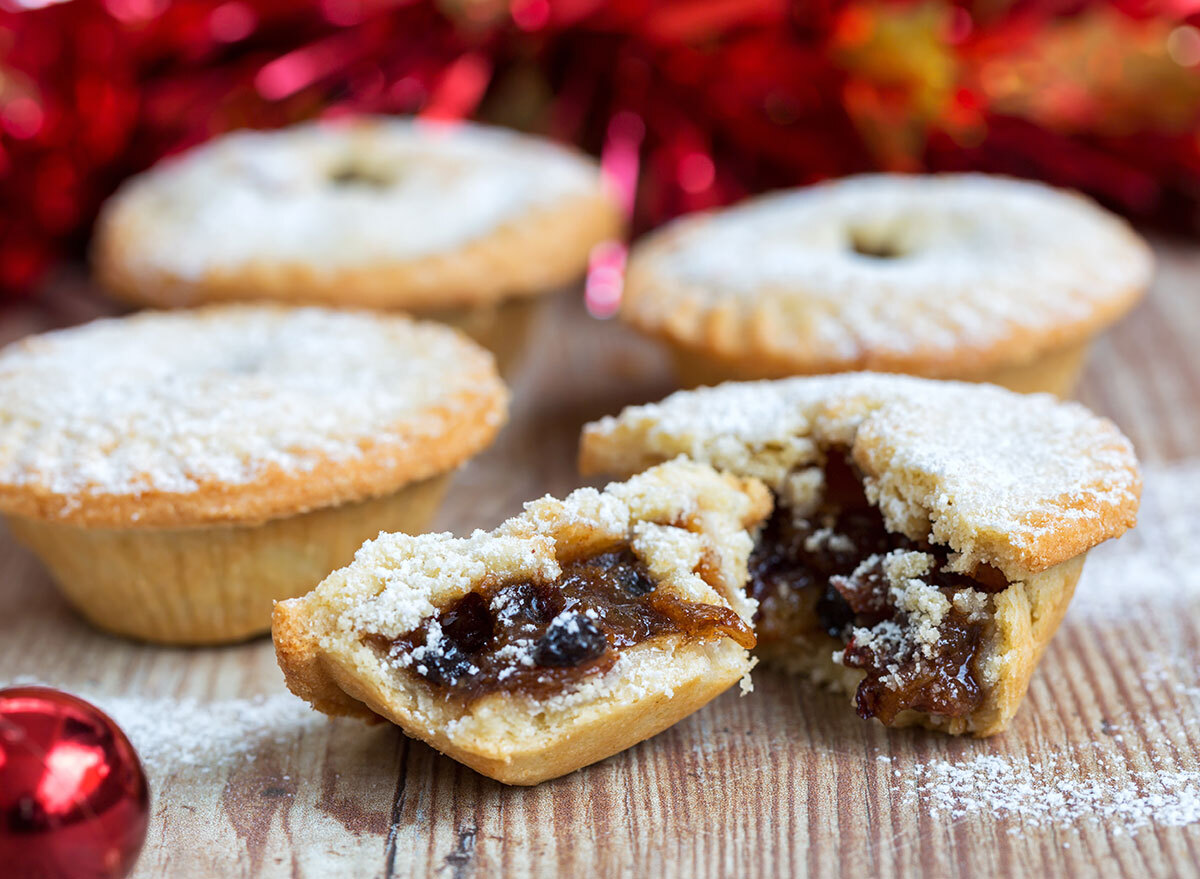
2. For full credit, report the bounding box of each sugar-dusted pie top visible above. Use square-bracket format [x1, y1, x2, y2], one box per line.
[580, 373, 1141, 580]
[0, 305, 508, 527]
[93, 117, 618, 308]
[622, 174, 1153, 375]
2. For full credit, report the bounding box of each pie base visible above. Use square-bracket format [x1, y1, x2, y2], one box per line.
[7, 474, 451, 645]
[670, 338, 1091, 398]
[278, 626, 749, 785]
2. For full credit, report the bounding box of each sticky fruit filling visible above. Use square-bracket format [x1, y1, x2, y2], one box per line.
[748, 454, 1008, 725]
[365, 547, 755, 704]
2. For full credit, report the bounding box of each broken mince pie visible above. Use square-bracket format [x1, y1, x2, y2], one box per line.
[580, 373, 1141, 736]
[272, 459, 770, 784]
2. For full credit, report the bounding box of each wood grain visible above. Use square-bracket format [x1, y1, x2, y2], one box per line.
[2, 242, 1200, 878]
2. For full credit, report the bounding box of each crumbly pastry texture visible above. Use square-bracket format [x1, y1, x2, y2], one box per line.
[0, 304, 508, 527]
[272, 459, 771, 784]
[580, 374, 1140, 737]
[580, 373, 1139, 581]
[622, 174, 1152, 376]
[94, 118, 622, 310]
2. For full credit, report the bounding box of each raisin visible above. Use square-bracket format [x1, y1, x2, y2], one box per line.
[614, 565, 656, 596]
[814, 584, 854, 637]
[417, 592, 494, 686]
[419, 643, 477, 687]
[829, 560, 891, 621]
[439, 592, 494, 653]
[494, 581, 560, 630]
[533, 613, 608, 667]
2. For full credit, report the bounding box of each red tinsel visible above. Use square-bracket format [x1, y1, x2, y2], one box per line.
[2, 0, 1200, 297]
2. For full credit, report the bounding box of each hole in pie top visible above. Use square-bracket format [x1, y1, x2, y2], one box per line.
[328, 162, 396, 188]
[848, 230, 906, 259]
[748, 451, 1009, 725]
[364, 546, 755, 704]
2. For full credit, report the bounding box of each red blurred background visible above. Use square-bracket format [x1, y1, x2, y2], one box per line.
[2, 0, 1199, 298]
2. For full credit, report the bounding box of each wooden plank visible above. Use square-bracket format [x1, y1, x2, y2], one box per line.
[1, 240, 1199, 878]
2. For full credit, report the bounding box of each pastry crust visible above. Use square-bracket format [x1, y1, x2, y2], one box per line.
[621, 174, 1152, 381]
[0, 304, 508, 528]
[93, 118, 623, 311]
[580, 373, 1140, 581]
[272, 459, 771, 784]
[6, 474, 452, 645]
[579, 374, 1141, 737]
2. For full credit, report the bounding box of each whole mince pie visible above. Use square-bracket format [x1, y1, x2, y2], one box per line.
[618, 174, 1152, 397]
[272, 459, 770, 785]
[92, 118, 622, 376]
[0, 304, 507, 645]
[580, 373, 1142, 737]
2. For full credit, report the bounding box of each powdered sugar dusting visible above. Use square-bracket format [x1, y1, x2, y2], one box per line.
[0, 680, 323, 778]
[5, 462, 1200, 841]
[106, 117, 603, 278]
[582, 373, 1139, 576]
[0, 305, 499, 502]
[897, 751, 1200, 833]
[108, 694, 322, 775]
[637, 174, 1151, 362]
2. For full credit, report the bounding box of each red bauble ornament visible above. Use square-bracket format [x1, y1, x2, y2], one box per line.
[0, 687, 149, 879]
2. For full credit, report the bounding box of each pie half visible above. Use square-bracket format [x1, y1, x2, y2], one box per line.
[273, 459, 770, 784]
[580, 373, 1141, 736]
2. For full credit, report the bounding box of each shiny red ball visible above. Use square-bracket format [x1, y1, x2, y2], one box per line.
[0, 687, 149, 879]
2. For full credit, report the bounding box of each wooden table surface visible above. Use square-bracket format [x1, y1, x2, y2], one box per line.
[2, 244, 1200, 878]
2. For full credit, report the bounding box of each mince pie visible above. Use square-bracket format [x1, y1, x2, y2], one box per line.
[0, 305, 507, 644]
[580, 373, 1141, 735]
[620, 174, 1152, 396]
[272, 459, 770, 784]
[92, 117, 622, 372]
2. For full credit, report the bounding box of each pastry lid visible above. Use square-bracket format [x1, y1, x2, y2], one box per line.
[580, 373, 1141, 581]
[621, 174, 1153, 377]
[93, 117, 621, 310]
[0, 305, 508, 528]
